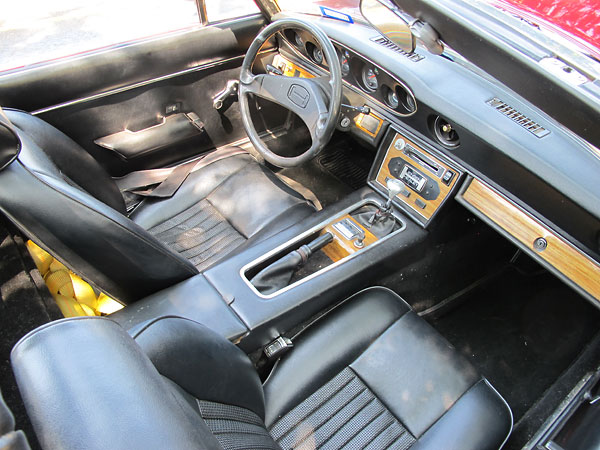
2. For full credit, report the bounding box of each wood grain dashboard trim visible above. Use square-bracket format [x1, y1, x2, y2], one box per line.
[375, 133, 458, 220]
[461, 178, 600, 303]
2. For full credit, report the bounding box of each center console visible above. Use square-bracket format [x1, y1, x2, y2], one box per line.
[241, 197, 406, 298]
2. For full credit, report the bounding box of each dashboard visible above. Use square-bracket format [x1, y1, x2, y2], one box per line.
[268, 12, 600, 307]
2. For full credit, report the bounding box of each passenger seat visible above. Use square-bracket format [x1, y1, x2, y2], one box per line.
[11, 288, 512, 450]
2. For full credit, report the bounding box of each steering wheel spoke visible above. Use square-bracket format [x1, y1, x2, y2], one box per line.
[238, 19, 342, 168]
[242, 74, 329, 127]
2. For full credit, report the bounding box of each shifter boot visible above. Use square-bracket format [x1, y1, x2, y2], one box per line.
[351, 205, 398, 239]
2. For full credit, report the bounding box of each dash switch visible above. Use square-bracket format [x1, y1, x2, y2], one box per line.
[442, 170, 455, 185]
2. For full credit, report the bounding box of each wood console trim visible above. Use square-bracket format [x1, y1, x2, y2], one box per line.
[321, 214, 378, 262]
[462, 178, 600, 302]
[375, 133, 458, 220]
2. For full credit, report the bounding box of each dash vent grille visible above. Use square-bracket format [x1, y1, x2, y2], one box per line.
[371, 36, 424, 62]
[487, 98, 550, 138]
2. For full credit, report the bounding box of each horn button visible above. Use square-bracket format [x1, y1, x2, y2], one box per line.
[288, 84, 310, 108]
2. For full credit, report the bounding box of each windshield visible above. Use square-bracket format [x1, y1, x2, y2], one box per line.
[275, 0, 600, 54]
[276, 0, 361, 19]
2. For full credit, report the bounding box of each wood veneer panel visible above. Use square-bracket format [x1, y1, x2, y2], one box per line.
[463, 178, 600, 302]
[375, 133, 458, 220]
[321, 215, 378, 262]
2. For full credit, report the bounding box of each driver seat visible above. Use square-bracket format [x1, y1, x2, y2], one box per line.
[0, 108, 316, 304]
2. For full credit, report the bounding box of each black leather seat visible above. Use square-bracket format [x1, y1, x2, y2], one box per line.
[0, 109, 315, 303]
[11, 287, 512, 450]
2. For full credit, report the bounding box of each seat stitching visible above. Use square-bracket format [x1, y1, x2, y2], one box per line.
[316, 395, 377, 450]
[279, 386, 369, 448]
[182, 230, 245, 259]
[270, 372, 357, 440]
[158, 220, 232, 248]
[358, 412, 395, 449]
[344, 407, 387, 449]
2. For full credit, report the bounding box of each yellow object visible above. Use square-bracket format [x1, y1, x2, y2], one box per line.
[25, 241, 123, 318]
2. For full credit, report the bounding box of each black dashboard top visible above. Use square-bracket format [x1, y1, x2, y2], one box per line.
[276, 12, 600, 263]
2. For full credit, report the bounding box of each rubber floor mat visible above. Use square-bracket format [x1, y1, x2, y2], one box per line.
[317, 146, 371, 190]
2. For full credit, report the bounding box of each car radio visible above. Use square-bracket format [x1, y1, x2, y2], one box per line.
[369, 127, 462, 225]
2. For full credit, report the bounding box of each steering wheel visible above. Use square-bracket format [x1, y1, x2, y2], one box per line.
[239, 18, 342, 168]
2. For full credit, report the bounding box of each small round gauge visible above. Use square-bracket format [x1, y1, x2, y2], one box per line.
[361, 66, 379, 92]
[386, 89, 399, 109]
[312, 46, 324, 65]
[339, 50, 350, 76]
[294, 32, 303, 48]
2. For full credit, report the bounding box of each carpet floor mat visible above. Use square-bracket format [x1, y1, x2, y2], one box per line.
[278, 134, 376, 207]
[428, 266, 600, 423]
[0, 216, 61, 449]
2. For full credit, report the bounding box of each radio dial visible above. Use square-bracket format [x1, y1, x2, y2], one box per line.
[394, 139, 406, 151]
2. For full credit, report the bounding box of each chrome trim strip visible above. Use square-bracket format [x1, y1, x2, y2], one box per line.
[32, 48, 276, 115]
[484, 379, 514, 450]
[239, 198, 407, 299]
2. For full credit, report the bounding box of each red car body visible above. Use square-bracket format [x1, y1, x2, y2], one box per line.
[496, 0, 600, 51]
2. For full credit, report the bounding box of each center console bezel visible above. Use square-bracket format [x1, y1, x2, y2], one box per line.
[368, 125, 463, 227]
[240, 197, 406, 299]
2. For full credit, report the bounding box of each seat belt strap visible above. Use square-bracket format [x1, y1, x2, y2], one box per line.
[115, 147, 248, 198]
[127, 158, 198, 198]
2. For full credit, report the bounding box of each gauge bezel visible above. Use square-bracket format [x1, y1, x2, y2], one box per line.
[361, 65, 379, 93]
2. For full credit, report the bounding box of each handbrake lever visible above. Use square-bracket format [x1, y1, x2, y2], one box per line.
[250, 233, 334, 295]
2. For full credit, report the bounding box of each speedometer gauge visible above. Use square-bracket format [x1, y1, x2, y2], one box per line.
[361, 66, 379, 92]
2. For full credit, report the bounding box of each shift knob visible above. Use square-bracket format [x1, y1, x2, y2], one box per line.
[385, 178, 405, 208]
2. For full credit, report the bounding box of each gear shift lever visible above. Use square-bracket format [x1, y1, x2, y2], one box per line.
[367, 178, 406, 226]
[384, 178, 405, 211]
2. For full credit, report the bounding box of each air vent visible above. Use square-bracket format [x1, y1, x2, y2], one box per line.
[370, 37, 424, 62]
[432, 116, 460, 148]
[487, 98, 550, 138]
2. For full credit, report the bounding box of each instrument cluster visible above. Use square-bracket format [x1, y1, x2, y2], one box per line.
[281, 29, 417, 117]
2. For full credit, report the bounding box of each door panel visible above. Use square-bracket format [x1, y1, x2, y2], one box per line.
[0, 14, 268, 174]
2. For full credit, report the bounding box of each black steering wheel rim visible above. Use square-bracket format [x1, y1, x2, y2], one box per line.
[239, 18, 342, 168]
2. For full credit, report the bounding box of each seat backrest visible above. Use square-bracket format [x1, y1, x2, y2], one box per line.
[0, 109, 197, 304]
[11, 317, 275, 450]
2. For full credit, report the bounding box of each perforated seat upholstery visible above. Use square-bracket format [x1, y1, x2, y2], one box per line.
[11, 287, 512, 450]
[0, 109, 315, 303]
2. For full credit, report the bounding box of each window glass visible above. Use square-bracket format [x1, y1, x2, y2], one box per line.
[0, 0, 261, 73]
[206, 0, 261, 23]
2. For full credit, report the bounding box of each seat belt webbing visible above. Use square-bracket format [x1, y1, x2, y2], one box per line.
[115, 147, 248, 199]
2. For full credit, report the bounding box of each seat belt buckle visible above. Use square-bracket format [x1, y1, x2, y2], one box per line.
[264, 336, 293, 360]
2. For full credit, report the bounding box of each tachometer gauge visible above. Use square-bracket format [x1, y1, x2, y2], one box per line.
[362, 66, 379, 92]
[312, 46, 324, 65]
[294, 32, 303, 48]
[340, 50, 350, 76]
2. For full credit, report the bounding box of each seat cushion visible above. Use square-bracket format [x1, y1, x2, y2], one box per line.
[263, 287, 512, 450]
[11, 289, 511, 450]
[131, 149, 315, 271]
